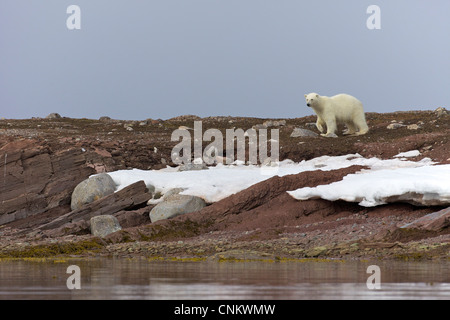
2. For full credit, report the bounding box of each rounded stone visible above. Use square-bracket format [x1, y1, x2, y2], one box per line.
[149, 194, 206, 223]
[90, 215, 122, 238]
[71, 173, 117, 211]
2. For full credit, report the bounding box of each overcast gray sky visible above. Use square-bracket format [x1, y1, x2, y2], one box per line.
[1, 1, 449, 120]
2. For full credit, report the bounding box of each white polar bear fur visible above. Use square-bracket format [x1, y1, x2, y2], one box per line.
[304, 93, 369, 137]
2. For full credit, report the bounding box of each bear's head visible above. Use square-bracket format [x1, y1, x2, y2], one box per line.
[304, 93, 320, 108]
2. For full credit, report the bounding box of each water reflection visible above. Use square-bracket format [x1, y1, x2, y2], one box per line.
[0, 258, 449, 299]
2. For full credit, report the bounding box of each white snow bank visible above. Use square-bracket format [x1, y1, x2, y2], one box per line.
[103, 153, 436, 204]
[287, 164, 450, 207]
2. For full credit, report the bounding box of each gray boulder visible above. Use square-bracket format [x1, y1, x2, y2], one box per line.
[252, 124, 267, 130]
[147, 187, 184, 205]
[263, 120, 286, 127]
[163, 187, 185, 199]
[150, 194, 206, 223]
[71, 173, 117, 211]
[407, 124, 421, 130]
[90, 215, 122, 238]
[290, 128, 318, 138]
[387, 123, 406, 129]
[46, 113, 62, 119]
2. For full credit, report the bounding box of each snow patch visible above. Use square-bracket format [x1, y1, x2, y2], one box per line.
[103, 153, 440, 205]
[288, 164, 450, 207]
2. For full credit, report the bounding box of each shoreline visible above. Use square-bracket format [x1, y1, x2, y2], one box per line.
[1, 226, 449, 261]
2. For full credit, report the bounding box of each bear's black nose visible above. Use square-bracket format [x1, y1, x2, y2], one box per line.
[307, 103, 310, 107]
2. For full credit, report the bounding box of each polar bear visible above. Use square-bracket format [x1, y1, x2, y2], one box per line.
[304, 93, 369, 137]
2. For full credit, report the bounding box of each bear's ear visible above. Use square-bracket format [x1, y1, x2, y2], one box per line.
[315, 94, 319, 98]
[304, 94, 307, 98]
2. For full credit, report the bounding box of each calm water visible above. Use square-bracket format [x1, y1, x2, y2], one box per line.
[0, 258, 449, 300]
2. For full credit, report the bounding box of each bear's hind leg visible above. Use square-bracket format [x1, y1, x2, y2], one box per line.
[352, 118, 369, 136]
[352, 127, 369, 136]
[343, 122, 357, 135]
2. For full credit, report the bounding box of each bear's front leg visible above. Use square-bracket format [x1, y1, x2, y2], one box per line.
[321, 132, 338, 138]
[316, 117, 326, 133]
[321, 118, 338, 138]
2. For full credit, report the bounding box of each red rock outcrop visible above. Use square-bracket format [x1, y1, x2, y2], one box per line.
[0, 139, 95, 225]
[401, 207, 450, 232]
